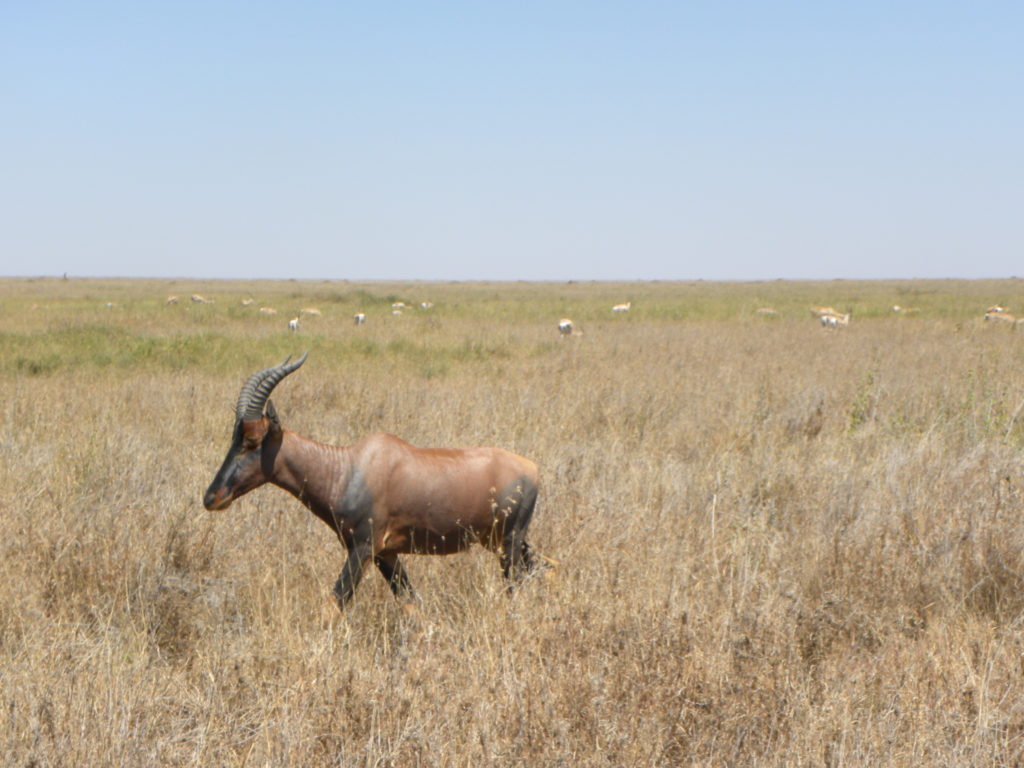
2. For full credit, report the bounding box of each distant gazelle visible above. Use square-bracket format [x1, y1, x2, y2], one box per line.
[558, 318, 574, 336]
[984, 309, 1017, 325]
[191, 294, 213, 304]
[203, 354, 543, 610]
[288, 317, 300, 332]
[259, 307, 277, 315]
[165, 296, 179, 305]
[300, 307, 322, 316]
[353, 312, 366, 325]
[612, 302, 631, 313]
[820, 312, 850, 329]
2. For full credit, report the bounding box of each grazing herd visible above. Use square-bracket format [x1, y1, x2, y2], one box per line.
[160, 293, 1024, 339]
[164, 295, 436, 331]
[164, 294, 642, 337]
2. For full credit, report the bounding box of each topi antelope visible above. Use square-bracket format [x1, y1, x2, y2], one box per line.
[203, 354, 542, 611]
[984, 309, 1017, 325]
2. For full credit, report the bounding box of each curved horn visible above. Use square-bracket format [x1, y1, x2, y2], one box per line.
[235, 352, 308, 421]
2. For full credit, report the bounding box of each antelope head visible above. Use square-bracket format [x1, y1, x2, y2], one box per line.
[203, 353, 307, 511]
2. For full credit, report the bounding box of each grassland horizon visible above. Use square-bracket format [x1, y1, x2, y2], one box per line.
[3, 276, 1024, 766]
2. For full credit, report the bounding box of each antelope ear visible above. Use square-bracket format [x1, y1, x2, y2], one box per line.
[265, 399, 282, 432]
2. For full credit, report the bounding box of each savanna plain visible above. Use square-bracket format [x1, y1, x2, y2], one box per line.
[5, 277, 1024, 767]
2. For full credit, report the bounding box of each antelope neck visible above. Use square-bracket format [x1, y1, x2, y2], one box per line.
[269, 429, 352, 517]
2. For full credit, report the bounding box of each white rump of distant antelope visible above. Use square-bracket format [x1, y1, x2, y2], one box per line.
[810, 305, 850, 330]
[820, 312, 850, 329]
[353, 313, 366, 325]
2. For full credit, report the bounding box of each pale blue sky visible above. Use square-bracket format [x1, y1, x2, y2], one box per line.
[2, 2, 1021, 280]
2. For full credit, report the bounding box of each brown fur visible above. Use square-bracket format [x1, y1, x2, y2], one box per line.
[268, 429, 537, 555]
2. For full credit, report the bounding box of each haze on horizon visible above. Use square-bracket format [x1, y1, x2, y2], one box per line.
[2, 3, 1021, 282]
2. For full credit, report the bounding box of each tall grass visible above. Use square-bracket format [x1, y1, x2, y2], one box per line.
[2, 277, 1024, 765]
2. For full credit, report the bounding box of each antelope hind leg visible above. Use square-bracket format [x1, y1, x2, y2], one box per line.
[375, 553, 416, 604]
[500, 484, 540, 584]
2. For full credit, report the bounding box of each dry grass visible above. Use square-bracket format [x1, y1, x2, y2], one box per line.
[3, 276, 1024, 766]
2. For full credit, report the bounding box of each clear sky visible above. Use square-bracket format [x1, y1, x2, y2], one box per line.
[2, 2, 1021, 281]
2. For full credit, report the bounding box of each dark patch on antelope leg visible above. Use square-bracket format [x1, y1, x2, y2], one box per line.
[340, 466, 372, 514]
[308, 468, 374, 537]
[318, 466, 375, 553]
[336, 466, 374, 527]
[375, 553, 415, 601]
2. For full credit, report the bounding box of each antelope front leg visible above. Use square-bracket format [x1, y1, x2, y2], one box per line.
[332, 540, 373, 610]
